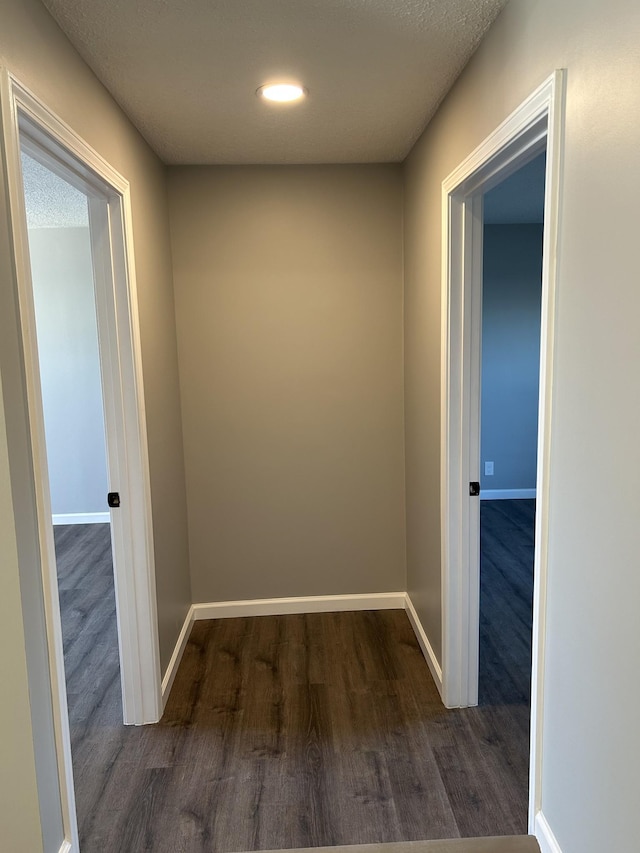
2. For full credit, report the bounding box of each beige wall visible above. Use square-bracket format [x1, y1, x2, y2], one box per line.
[4, 0, 638, 851]
[0, 0, 191, 846]
[0, 0, 191, 672]
[404, 0, 640, 849]
[0, 372, 44, 851]
[168, 165, 405, 603]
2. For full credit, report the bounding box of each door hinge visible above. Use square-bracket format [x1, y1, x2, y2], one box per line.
[107, 492, 120, 508]
[469, 481, 480, 497]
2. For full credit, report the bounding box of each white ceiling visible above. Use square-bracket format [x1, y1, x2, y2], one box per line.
[21, 151, 89, 229]
[41, 0, 508, 165]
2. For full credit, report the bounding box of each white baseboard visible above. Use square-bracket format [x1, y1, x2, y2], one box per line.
[52, 512, 110, 525]
[192, 591, 406, 621]
[58, 840, 73, 853]
[535, 811, 563, 853]
[164, 592, 442, 709]
[480, 488, 536, 500]
[404, 594, 444, 699]
[161, 605, 195, 709]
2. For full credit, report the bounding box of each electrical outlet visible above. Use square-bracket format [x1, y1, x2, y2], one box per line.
[484, 461, 494, 476]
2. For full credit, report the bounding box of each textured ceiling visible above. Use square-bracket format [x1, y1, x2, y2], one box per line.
[41, 0, 507, 165]
[21, 151, 89, 228]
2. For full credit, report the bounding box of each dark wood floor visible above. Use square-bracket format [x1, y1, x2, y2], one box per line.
[54, 507, 534, 853]
[479, 499, 535, 708]
[54, 523, 122, 732]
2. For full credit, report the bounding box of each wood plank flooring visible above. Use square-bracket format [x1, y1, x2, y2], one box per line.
[479, 499, 535, 707]
[256, 841, 539, 853]
[54, 523, 122, 732]
[54, 507, 534, 853]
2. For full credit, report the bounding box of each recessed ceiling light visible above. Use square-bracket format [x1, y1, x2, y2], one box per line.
[257, 83, 306, 103]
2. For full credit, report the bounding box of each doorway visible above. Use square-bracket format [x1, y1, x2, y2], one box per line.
[19, 146, 125, 840]
[1, 71, 162, 850]
[475, 157, 547, 827]
[440, 71, 566, 833]
[479, 154, 545, 714]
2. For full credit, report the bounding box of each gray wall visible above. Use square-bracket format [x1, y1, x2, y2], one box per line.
[0, 0, 192, 847]
[0, 0, 192, 672]
[168, 165, 406, 604]
[403, 0, 640, 850]
[480, 224, 542, 492]
[2, 1, 639, 852]
[0, 367, 44, 853]
[28, 226, 109, 517]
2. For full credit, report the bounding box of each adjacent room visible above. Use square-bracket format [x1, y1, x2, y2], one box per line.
[19, 146, 125, 814]
[478, 155, 546, 787]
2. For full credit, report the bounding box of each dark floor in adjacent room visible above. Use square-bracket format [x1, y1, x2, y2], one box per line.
[55, 523, 122, 731]
[479, 499, 535, 708]
[55, 503, 534, 853]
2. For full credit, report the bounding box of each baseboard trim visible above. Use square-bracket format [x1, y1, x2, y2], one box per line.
[52, 511, 110, 525]
[192, 592, 406, 621]
[58, 840, 73, 853]
[480, 488, 536, 500]
[164, 592, 443, 708]
[161, 605, 194, 709]
[535, 811, 563, 853]
[404, 594, 444, 698]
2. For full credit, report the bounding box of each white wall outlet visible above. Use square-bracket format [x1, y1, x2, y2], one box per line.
[484, 461, 494, 476]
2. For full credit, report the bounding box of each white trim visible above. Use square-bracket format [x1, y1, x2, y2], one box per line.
[4, 71, 161, 726]
[52, 512, 110, 525]
[440, 70, 566, 833]
[87, 188, 161, 725]
[535, 811, 563, 853]
[58, 841, 73, 853]
[466, 192, 484, 708]
[404, 594, 443, 697]
[1, 66, 79, 853]
[442, 77, 554, 197]
[193, 592, 406, 621]
[161, 606, 194, 709]
[441, 71, 558, 710]
[479, 489, 536, 500]
[528, 68, 567, 832]
[0, 69, 162, 852]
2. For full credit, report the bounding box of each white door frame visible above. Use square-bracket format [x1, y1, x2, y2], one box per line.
[440, 70, 566, 829]
[0, 69, 162, 850]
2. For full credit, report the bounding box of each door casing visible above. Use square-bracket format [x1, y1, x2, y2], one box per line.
[440, 70, 566, 831]
[0, 69, 162, 851]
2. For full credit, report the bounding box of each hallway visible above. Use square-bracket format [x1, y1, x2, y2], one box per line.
[56, 520, 532, 852]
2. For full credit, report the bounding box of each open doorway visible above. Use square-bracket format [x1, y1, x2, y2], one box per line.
[472, 156, 546, 827]
[478, 153, 545, 715]
[1, 72, 162, 849]
[440, 71, 566, 833]
[19, 148, 125, 827]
